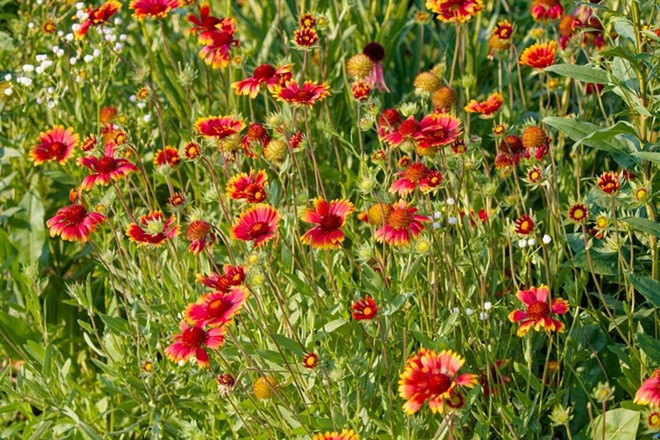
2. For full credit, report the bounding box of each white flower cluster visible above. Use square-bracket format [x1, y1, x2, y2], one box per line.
[518, 234, 552, 248]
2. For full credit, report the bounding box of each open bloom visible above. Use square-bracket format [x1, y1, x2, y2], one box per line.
[390, 162, 442, 195]
[514, 214, 535, 236]
[76, 0, 121, 38]
[426, 0, 484, 23]
[164, 321, 225, 368]
[154, 146, 181, 167]
[198, 17, 238, 69]
[508, 285, 569, 336]
[383, 116, 420, 147]
[375, 200, 429, 246]
[195, 115, 245, 140]
[185, 220, 216, 254]
[31, 126, 78, 165]
[185, 286, 249, 327]
[301, 198, 354, 249]
[464, 92, 504, 116]
[78, 143, 138, 190]
[226, 170, 268, 203]
[231, 204, 280, 248]
[352, 296, 378, 320]
[187, 2, 222, 43]
[233, 64, 293, 98]
[302, 352, 319, 369]
[415, 113, 463, 154]
[197, 265, 246, 292]
[398, 348, 478, 414]
[130, 0, 180, 19]
[634, 370, 660, 407]
[530, 0, 563, 21]
[312, 430, 359, 440]
[275, 80, 330, 107]
[47, 203, 106, 243]
[126, 211, 180, 246]
[519, 41, 557, 69]
[597, 171, 620, 194]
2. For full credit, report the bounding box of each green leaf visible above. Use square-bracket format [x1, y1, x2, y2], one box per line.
[626, 272, 660, 307]
[544, 64, 609, 84]
[592, 408, 639, 440]
[99, 314, 131, 336]
[9, 184, 47, 265]
[0, 311, 40, 359]
[621, 217, 660, 238]
[634, 151, 660, 164]
[565, 251, 618, 276]
[636, 333, 660, 361]
[271, 334, 304, 357]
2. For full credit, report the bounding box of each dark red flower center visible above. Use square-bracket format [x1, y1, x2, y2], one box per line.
[48, 141, 68, 157]
[404, 163, 429, 183]
[186, 220, 211, 241]
[253, 64, 276, 82]
[319, 214, 342, 232]
[428, 373, 452, 396]
[61, 204, 88, 225]
[249, 221, 269, 238]
[387, 208, 413, 229]
[244, 184, 266, 203]
[207, 298, 230, 318]
[95, 156, 118, 174]
[398, 119, 420, 137]
[527, 301, 550, 321]
[294, 89, 315, 102]
[181, 326, 207, 348]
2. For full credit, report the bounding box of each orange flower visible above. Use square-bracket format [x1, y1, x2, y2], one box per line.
[47, 203, 106, 243]
[231, 204, 280, 248]
[226, 170, 268, 203]
[508, 285, 569, 336]
[275, 80, 330, 107]
[520, 41, 557, 69]
[154, 146, 181, 167]
[398, 349, 477, 414]
[375, 200, 429, 246]
[312, 430, 359, 440]
[464, 92, 504, 116]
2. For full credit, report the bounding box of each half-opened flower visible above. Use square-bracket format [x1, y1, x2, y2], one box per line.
[233, 64, 293, 98]
[126, 211, 180, 246]
[78, 143, 138, 190]
[197, 264, 246, 292]
[31, 126, 78, 165]
[375, 200, 429, 246]
[301, 198, 354, 249]
[390, 162, 442, 195]
[130, 0, 180, 19]
[164, 321, 225, 368]
[398, 348, 478, 414]
[275, 80, 330, 107]
[530, 0, 563, 21]
[464, 92, 504, 116]
[508, 285, 569, 336]
[226, 170, 268, 203]
[185, 286, 249, 327]
[231, 204, 280, 248]
[47, 203, 106, 243]
[185, 220, 216, 254]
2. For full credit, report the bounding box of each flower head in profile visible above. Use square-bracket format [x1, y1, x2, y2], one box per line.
[520, 41, 557, 69]
[312, 430, 359, 440]
[47, 201, 106, 243]
[464, 92, 504, 116]
[185, 220, 216, 254]
[78, 143, 138, 190]
[352, 296, 378, 320]
[231, 204, 280, 248]
[126, 211, 180, 246]
[226, 170, 268, 203]
[363, 41, 390, 92]
[375, 200, 429, 246]
[164, 321, 225, 368]
[197, 17, 238, 69]
[76, 0, 121, 39]
[185, 286, 249, 327]
[508, 285, 569, 336]
[195, 115, 245, 140]
[398, 348, 478, 414]
[390, 162, 442, 195]
[415, 113, 463, 154]
[383, 116, 421, 147]
[31, 126, 78, 165]
[531, 0, 563, 21]
[426, 0, 484, 23]
[634, 370, 660, 408]
[197, 265, 246, 292]
[301, 198, 354, 249]
[232, 64, 293, 98]
[131, 0, 180, 19]
[275, 80, 330, 107]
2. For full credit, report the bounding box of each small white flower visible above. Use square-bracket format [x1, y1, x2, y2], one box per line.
[75, 2, 85, 9]
[83, 55, 94, 63]
[47, 86, 55, 94]
[479, 312, 489, 320]
[432, 221, 441, 229]
[102, 26, 113, 35]
[35, 66, 45, 75]
[518, 239, 527, 248]
[543, 234, 552, 244]
[3, 73, 11, 81]
[47, 100, 56, 109]
[137, 101, 146, 109]
[484, 301, 492, 311]
[69, 57, 77, 65]
[41, 60, 53, 69]
[52, 45, 59, 53]
[143, 114, 151, 123]
[93, 49, 101, 57]
[119, 34, 127, 41]
[3, 87, 12, 96]
[114, 17, 123, 25]
[451, 307, 460, 314]
[57, 31, 64, 37]
[22, 64, 34, 72]
[17, 77, 33, 87]
[113, 42, 123, 51]
[129, 94, 136, 102]
[446, 197, 456, 205]
[71, 23, 82, 32]
[65, 33, 74, 41]
[465, 308, 474, 316]
[56, 49, 65, 57]
[448, 216, 457, 225]
[36, 97, 43, 104]
[28, 22, 35, 29]
[433, 211, 442, 219]
[35, 54, 47, 62]
[527, 238, 537, 247]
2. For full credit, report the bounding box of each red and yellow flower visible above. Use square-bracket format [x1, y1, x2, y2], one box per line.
[301, 198, 354, 249]
[383, 116, 421, 147]
[226, 170, 269, 203]
[520, 41, 557, 69]
[195, 115, 245, 140]
[293, 27, 319, 48]
[352, 296, 378, 320]
[302, 352, 319, 369]
[47, 203, 106, 243]
[513, 214, 535, 236]
[185, 220, 216, 254]
[464, 92, 504, 116]
[126, 211, 180, 246]
[634, 370, 660, 407]
[196, 265, 246, 292]
[414, 113, 463, 154]
[185, 286, 249, 327]
[232, 64, 293, 98]
[275, 80, 330, 107]
[508, 285, 569, 336]
[375, 200, 429, 246]
[597, 171, 620, 194]
[312, 430, 359, 440]
[187, 2, 222, 43]
[530, 0, 563, 21]
[390, 162, 442, 195]
[568, 203, 588, 223]
[398, 348, 478, 414]
[154, 146, 181, 167]
[426, 0, 484, 23]
[76, 0, 121, 39]
[197, 17, 238, 69]
[488, 20, 514, 57]
[31, 126, 78, 165]
[164, 321, 225, 368]
[78, 143, 138, 190]
[231, 204, 280, 248]
[130, 0, 180, 19]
